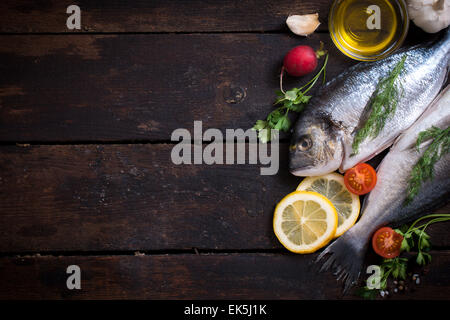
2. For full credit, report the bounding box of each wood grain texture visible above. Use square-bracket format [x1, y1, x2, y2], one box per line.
[0, 26, 435, 142]
[0, 0, 448, 301]
[1, 252, 449, 299]
[0, 0, 333, 33]
[0, 144, 296, 251]
[0, 33, 356, 142]
[0, 144, 448, 252]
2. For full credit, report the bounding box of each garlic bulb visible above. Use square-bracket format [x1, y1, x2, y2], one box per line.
[407, 0, 450, 33]
[286, 14, 321, 36]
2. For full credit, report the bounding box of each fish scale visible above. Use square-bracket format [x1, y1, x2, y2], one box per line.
[318, 85, 450, 291]
[289, 30, 450, 176]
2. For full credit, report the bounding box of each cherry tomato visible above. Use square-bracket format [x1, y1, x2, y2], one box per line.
[372, 227, 404, 259]
[344, 163, 377, 195]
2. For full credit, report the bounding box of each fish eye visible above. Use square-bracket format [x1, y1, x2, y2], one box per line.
[297, 135, 312, 151]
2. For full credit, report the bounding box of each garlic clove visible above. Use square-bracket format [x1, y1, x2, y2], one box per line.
[286, 14, 321, 36]
[406, 0, 450, 33]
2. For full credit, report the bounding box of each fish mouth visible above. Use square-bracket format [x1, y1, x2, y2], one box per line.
[288, 147, 316, 176]
[289, 151, 340, 176]
[289, 162, 341, 177]
[290, 167, 316, 177]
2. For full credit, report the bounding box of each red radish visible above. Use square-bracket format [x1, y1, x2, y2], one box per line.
[283, 45, 319, 77]
[279, 42, 327, 93]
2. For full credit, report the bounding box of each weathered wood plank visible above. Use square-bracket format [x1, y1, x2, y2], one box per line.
[0, 33, 355, 142]
[0, 0, 333, 33]
[1, 252, 449, 299]
[0, 144, 295, 251]
[0, 26, 436, 142]
[0, 144, 448, 252]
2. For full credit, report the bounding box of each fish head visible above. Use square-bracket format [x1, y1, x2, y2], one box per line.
[289, 116, 344, 176]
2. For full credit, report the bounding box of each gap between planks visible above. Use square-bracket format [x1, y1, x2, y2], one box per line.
[1, 140, 292, 146]
[0, 30, 330, 36]
[0, 248, 289, 258]
[2, 247, 450, 258]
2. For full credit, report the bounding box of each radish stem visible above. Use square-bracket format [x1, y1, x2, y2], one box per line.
[280, 66, 286, 94]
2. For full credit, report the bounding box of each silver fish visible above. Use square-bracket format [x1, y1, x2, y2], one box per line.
[317, 85, 450, 290]
[289, 31, 450, 176]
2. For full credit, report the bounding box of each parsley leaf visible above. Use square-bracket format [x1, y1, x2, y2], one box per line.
[252, 120, 267, 131]
[361, 214, 450, 299]
[274, 115, 291, 132]
[252, 54, 329, 143]
[284, 88, 299, 101]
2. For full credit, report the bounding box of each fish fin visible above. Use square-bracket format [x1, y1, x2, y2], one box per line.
[316, 228, 369, 293]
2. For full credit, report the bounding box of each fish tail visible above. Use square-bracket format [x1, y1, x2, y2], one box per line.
[316, 226, 369, 293]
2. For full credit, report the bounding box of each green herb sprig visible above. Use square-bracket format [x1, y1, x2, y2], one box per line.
[405, 126, 450, 204]
[395, 213, 450, 265]
[252, 54, 329, 143]
[359, 214, 450, 299]
[358, 256, 408, 300]
[352, 55, 407, 155]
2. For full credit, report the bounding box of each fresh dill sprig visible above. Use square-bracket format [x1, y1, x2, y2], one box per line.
[405, 126, 450, 204]
[352, 55, 407, 155]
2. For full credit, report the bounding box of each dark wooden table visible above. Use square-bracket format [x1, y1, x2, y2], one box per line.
[0, 0, 449, 300]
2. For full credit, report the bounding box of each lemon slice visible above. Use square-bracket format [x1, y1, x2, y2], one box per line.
[296, 172, 360, 237]
[273, 191, 338, 254]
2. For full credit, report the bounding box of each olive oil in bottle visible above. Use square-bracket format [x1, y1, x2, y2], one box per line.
[329, 0, 409, 61]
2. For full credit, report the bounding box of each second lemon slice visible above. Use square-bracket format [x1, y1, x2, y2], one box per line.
[297, 172, 360, 237]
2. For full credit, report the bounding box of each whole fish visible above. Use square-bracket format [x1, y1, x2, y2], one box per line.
[289, 31, 450, 176]
[318, 86, 450, 290]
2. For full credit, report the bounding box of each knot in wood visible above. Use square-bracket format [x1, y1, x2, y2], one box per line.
[223, 85, 246, 104]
